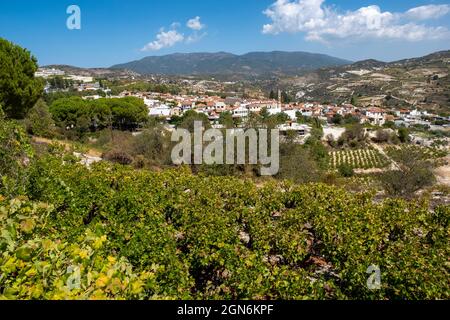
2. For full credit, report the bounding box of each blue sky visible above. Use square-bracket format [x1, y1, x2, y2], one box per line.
[1, 0, 449, 67]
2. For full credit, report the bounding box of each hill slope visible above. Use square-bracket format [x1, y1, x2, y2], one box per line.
[282, 50, 450, 113]
[42, 64, 140, 79]
[110, 51, 352, 77]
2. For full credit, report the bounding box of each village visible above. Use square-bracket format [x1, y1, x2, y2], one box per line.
[35, 67, 450, 147]
[1, 1, 450, 303]
[111, 90, 449, 146]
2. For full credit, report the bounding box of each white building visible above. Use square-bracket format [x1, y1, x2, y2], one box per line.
[143, 98, 160, 107]
[248, 104, 263, 113]
[67, 75, 94, 83]
[232, 106, 249, 118]
[149, 104, 171, 118]
[267, 107, 282, 116]
[214, 101, 227, 110]
[35, 68, 65, 78]
[283, 110, 298, 121]
[410, 109, 429, 118]
[365, 107, 386, 126]
[278, 123, 310, 136]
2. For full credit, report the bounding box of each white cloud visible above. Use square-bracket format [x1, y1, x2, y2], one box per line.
[262, 0, 450, 42]
[141, 29, 184, 51]
[405, 4, 450, 21]
[142, 16, 207, 51]
[187, 16, 205, 31]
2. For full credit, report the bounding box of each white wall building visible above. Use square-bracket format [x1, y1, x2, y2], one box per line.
[267, 107, 282, 116]
[35, 68, 65, 78]
[149, 104, 171, 118]
[365, 107, 386, 126]
[144, 98, 160, 107]
[67, 75, 94, 83]
[283, 110, 298, 121]
[232, 106, 249, 118]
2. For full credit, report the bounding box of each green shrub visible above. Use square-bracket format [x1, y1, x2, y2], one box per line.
[338, 163, 355, 177]
[0, 119, 33, 196]
[24, 99, 56, 138]
[102, 150, 133, 165]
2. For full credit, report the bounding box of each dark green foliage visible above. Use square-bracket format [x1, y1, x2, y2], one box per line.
[47, 76, 74, 90]
[130, 127, 173, 166]
[49, 96, 149, 136]
[24, 100, 55, 138]
[178, 110, 211, 132]
[398, 127, 410, 143]
[218, 111, 234, 128]
[0, 38, 43, 119]
[281, 91, 291, 103]
[338, 163, 354, 177]
[269, 90, 276, 100]
[331, 114, 343, 125]
[338, 123, 367, 148]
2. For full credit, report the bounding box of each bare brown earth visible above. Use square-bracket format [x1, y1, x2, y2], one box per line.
[435, 155, 450, 187]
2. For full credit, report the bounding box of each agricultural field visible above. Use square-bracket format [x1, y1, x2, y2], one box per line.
[385, 145, 449, 162]
[329, 147, 390, 170]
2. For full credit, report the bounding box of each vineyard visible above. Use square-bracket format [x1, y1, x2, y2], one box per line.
[0, 147, 448, 300]
[0, 34, 449, 301]
[329, 147, 390, 170]
[385, 145, 448, 162]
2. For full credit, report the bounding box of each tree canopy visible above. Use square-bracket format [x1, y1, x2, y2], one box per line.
[49, 96, 149, 133]
[0, 38, 43, 119]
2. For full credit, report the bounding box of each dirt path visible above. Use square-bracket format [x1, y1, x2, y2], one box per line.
[354, 168, 385, 174]
[32, 136, 102, 158]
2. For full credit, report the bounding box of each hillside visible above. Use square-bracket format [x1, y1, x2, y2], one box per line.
[42, 64, 141, 79]
[110, 51, 352, 77]
[1, 149, 448, 300]
[283, 50, 450, 113]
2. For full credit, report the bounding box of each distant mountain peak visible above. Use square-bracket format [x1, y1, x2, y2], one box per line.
[111, 51, 352, 78]
[349, 59, 387, 69]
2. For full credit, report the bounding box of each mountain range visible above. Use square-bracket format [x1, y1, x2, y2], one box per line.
[110, 51, 352, 77]
[43, 50, 450, 113]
